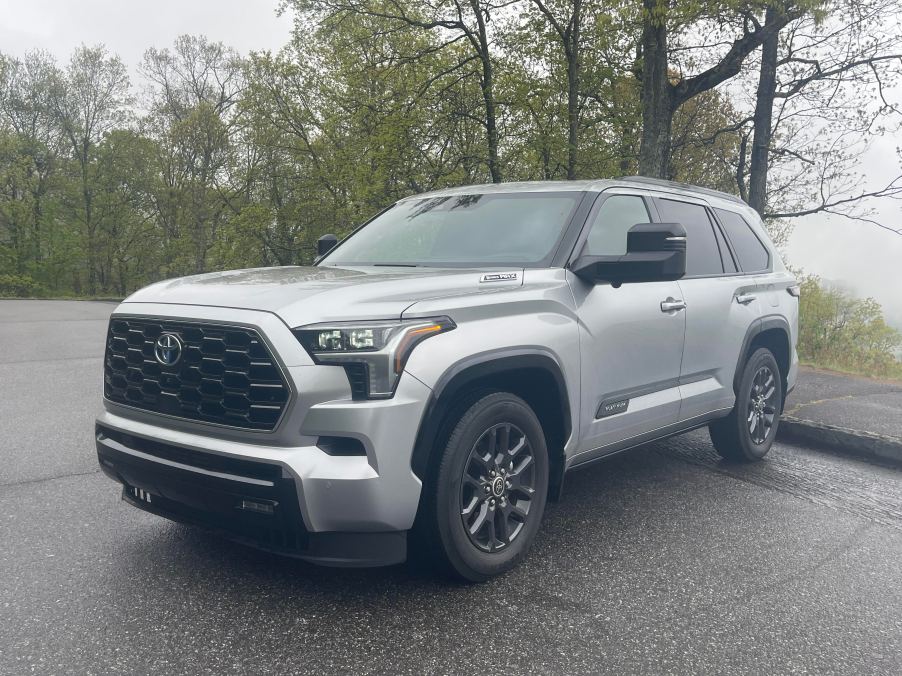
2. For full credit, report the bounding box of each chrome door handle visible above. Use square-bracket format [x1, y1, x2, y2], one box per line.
[660, 298, 687, 313]
[735, 293, 757, 305]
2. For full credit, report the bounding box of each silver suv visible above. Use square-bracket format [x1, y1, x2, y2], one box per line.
[96, 177, 799, 580]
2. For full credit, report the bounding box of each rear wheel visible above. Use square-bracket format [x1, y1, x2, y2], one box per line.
[426, 392, 549, 582]
[709, 347, 782, 462]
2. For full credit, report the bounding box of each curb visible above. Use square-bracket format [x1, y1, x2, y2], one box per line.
[777, 416, 902, 467]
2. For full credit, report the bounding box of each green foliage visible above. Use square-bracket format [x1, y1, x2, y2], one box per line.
[0, 4, 846, 300]
[798, 274, 902, 379]
[0, 272, 43, 297]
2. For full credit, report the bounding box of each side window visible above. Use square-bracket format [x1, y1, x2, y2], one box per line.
[715, 208, 770, 272]
[584, 195, 650, 256]
[655, 199, 724, 276]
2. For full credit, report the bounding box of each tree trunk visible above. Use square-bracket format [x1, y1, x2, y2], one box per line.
[748, 6, 780, 216]
[637, 0, 673, 178]
[566, 0, 581, 179]
[472, 6, 501, 183]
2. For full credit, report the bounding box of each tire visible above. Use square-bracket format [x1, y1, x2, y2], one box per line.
[709, 347, 783, 462]
[423, 391, 549, 582]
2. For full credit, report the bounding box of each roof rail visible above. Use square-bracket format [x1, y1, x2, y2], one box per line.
[615, 175, 746, 205]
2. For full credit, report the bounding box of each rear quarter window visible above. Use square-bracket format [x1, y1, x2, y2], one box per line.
[715, 208, 770, 272]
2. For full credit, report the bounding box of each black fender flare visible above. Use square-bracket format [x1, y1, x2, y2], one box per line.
[409, 349, 572, 489]
[733, 314, 791, 393]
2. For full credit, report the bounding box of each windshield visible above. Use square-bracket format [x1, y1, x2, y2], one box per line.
[321, 192, 582, 267]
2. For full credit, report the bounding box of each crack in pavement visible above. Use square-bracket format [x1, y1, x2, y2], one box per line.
[0, 469, 102, 490]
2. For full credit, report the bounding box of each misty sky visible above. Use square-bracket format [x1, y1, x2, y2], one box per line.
[3, 0, 900, 322]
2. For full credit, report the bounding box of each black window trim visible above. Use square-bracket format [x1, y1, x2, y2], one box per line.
[565, 188, 765, 280]
[709, 208, 739, 273]
[710, 207, 772, 274]
[650, 196, 766, 280]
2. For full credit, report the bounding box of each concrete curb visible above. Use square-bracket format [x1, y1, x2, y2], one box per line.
[777, 415, 902, 467]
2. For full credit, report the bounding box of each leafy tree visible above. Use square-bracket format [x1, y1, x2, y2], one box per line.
[53, 45, 131, 293]
[797, 274, 902, 377]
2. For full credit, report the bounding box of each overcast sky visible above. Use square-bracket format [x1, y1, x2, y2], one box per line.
[3, 0, 901, 322]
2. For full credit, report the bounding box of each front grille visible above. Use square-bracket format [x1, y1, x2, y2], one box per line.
[104, 317, 290, 431]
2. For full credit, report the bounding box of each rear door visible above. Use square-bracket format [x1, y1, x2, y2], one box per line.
[653, 197, 763, 422]
[714, 206, 776, 305]
[569, 190, 686, 458]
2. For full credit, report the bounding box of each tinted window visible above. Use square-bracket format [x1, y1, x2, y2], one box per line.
[584, 195, 650, 255]
[323, 192, 581, 267]
[655, 199, 723, 276]
[715, 208, 770, 271]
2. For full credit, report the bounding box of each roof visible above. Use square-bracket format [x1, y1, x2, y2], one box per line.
[402, 176, 747, 209]
[614, 176, 746, 205]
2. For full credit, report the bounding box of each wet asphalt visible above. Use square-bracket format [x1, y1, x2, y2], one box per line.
[2, 300, 902, 675]
[786, 367, 902, 441]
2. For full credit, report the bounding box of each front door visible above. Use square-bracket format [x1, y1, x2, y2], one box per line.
[569, 192, 686, 460]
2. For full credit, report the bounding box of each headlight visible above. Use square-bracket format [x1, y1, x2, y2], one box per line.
[293, 317, 455, 399]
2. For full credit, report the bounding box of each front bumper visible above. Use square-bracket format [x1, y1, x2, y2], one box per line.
[96, 425, 406, 566]
[96, 303, 432, 566]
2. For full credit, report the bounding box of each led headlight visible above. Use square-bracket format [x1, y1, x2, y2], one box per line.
[293, 317, 455, 399]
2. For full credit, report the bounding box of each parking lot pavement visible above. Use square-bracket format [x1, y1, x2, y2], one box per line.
[780, 367, 902, 464]
[3, 300, 902, 675]
[788, 367, 902, 438]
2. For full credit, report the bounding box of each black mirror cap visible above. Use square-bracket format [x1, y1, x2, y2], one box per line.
[571, 222, 687, 285]
[316, 233, 339, 258]
[627, 222, 686, 254]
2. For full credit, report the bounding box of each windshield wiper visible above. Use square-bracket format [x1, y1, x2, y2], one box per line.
[371, 263, 420, 267]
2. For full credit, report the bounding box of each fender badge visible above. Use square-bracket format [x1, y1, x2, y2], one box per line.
[479, 272, 519, 283]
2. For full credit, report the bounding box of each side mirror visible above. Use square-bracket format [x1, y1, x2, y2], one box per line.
[570, 222, 686, 285]
[316, 233, 339, 258]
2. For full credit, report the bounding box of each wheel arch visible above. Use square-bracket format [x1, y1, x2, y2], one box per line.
[410, 350, 572, 501]
[734, 315, 791, 410]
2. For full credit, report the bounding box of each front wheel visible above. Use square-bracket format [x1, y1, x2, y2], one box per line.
[709, 347, 783, 462]
[427, 392, 549, 582]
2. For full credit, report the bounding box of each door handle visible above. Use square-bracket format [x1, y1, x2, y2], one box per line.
[660, 298, 687, 313]
[735, 293, 757, 305]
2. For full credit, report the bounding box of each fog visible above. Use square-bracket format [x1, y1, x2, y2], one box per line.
[785, 139, 902, 329]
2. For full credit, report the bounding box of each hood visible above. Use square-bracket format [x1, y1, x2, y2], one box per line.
[122, 265, 522, 327]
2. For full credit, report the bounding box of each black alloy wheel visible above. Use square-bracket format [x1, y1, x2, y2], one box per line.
[460, 422, 537, 553]
[747, 364, 778, 444]
[709, 347, 783, 462]
[419, 391, 549, 582]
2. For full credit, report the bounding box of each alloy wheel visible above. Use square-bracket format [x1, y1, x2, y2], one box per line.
[459, 422, 537, 552]
[747, 365, 777, 444]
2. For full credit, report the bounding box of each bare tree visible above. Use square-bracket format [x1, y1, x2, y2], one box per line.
[741, 0, 902, 228]
[637, 1, 808, 178]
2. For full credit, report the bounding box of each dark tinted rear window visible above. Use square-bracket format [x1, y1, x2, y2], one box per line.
[715, 208, 770, 272]
[655, 199, 723, 276]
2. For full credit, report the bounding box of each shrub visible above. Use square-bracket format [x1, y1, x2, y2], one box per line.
[797, 274, 902, 379]
[0, 273, 43, 297]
